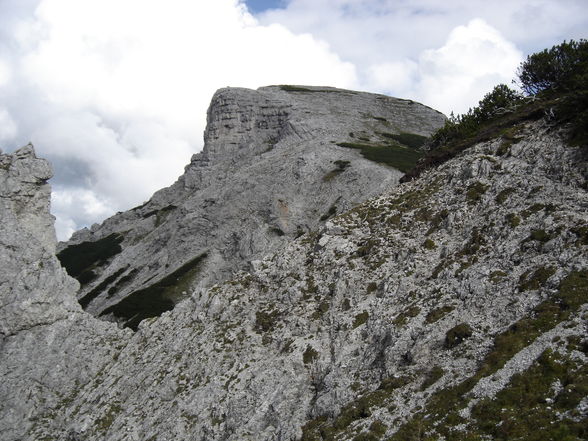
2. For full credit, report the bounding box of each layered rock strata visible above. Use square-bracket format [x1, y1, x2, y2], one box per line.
[1, 115, 586, 440]
[59, 86, 445, 328]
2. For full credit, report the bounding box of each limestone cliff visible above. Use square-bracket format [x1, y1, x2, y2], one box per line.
[57, 85, 445, 329]
[1, 88, 587, 441]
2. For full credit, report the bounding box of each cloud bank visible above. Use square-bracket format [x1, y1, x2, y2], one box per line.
[0, 0, 357, 239]
[0, 0, 585, 239]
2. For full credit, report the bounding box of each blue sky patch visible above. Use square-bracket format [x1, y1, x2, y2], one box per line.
[244, 0, 285, 14]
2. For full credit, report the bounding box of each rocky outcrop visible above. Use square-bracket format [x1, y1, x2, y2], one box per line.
[0, 146, 128, 441]
[2, 113, 587, 440]
[58, 86, 446, 329]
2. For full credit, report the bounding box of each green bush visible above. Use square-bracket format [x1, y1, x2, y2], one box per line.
[516, 39, 588, 95]
[429, 84, 523, 149]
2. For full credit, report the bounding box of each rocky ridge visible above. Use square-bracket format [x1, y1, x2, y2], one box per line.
[1, 91, 587, 441]
[58, 85, 445, 329]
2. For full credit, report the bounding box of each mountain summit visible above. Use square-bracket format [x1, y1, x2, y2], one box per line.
[57, 85, 445, 329]
[1, 84, 586, 441]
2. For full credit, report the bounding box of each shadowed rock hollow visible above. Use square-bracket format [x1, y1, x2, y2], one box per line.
[58, 85, 445, 329]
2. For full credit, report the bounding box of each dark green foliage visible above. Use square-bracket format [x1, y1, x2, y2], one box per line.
[445, 323, 473, 348]
[528, 229, 552, 243]
[423, 238, 436, 250]
[516, 39, 588, 95]
[403, 40, 588, 182]
[517, 39, 588, 150]
[336, 142, 423, 173]
[255, 309, 279, 333]
[392, 306, 420, 326]
[402, 92, 544, 183]
[79, 265, 129, 309]
[100, 253, 207, 330]
[421, 365, 445, 390]
[571, 225, 588, 246]
[379, 132, 428, 149]
[323, 160, 351, 182]
[466, 182, 488, 204]
[518, 266, 556, 291]
[467, 350, 588, 440]
[353, 311, 369, 328]
[425, 305, 454, 324]
[495, 187, 515, 204]
[366, 282, 378, 294]
[57, 233, 124, 285]
[279, 85, 317, 92]
[506, 213, 521, 227]
[303, 345, 319, 364]
[428, 84, 524, 150]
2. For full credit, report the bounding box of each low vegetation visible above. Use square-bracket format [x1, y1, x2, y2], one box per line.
[100, 253, 207, 330]
[402, 39, 588, 182]
[57, 233, 124, 286]
[336, 141, 423, 173]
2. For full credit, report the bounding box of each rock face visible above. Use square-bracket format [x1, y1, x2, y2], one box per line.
[0, 146, 128, 441]
[58, 85, 445, 329]
[1, 90, 587, 441]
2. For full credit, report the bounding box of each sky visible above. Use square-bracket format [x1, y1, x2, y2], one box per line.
[0, 0, 585, 240]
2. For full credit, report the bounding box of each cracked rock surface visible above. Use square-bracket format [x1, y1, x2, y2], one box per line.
[58, 86, 445, 328]
[1, 91, 586, 441]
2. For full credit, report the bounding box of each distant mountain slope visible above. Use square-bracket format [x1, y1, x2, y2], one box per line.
[57, 85, 445, 329]
[1, 91, 586, 441]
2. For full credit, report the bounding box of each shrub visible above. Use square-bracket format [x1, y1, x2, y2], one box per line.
[429, 84, 524, 149]
[516, 39, 588, 150]
[445, 323, 473, 348]
[516, 39, 588, 95]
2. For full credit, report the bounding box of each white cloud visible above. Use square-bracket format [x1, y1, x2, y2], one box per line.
[411, 19, 523, 114]
[0, 0, 585, 240]
[0, 0, 357, 240]
[261, 0, 586, 113]
[0, 108, 18, 143]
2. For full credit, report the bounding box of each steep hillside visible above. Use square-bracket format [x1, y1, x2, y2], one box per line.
[1, 111, 586, 440]
[57, 85, 445, 329]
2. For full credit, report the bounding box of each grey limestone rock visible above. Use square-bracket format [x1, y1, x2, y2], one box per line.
[59, 85, 446, 329]
[0, 145, 128, 441]
[1, 91, 587, 441]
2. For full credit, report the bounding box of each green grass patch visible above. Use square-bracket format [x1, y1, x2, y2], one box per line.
[323, 160, 351, 182]
[57, 233, 124, 286]
[255, 308, 280, 333]
[390, 269, 588, 440]
[445, 323, 473, 348]
[426, 305, 454, 324]
[279, 85, 319, 92]
[303, 345, 319, 364]
[336, 142, 423, 173]
[466, 350, 588, 440]
[421, 366, 445, 390]
[495, 187, 515, 204]
[353, 311, 369, 328]
[518, 266, 556, 291]
[379, 132, 428, 149]
[79, 265, 129, 309]
[100, 253, 207, 330]
[466, 182, 488, 204]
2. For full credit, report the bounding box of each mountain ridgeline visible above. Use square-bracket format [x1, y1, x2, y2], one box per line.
[0, 79, 587, 441]
[56, 85, 445, 329]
